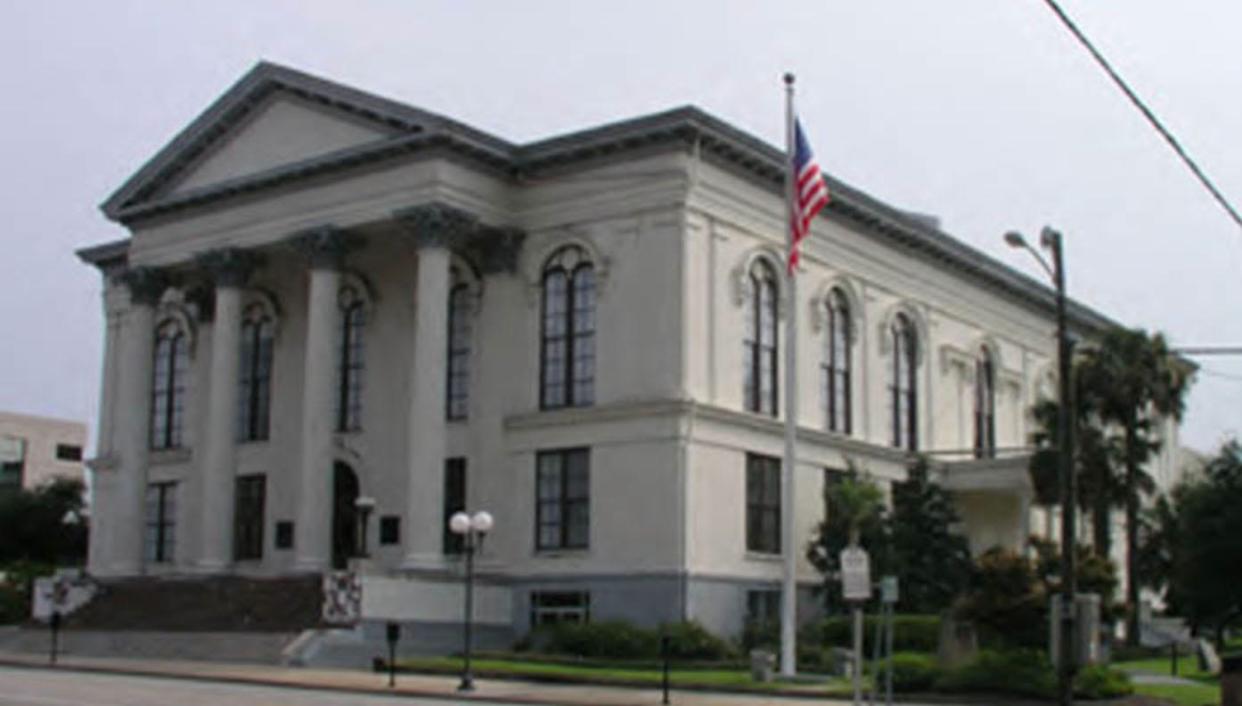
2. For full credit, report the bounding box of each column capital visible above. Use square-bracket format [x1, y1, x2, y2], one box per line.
[119, 266, 171, 306]
[196, 248, 263, 288]
[289, 225, 361, 269]
[393, 202, 478, 249]
[465, 225, 527, 274]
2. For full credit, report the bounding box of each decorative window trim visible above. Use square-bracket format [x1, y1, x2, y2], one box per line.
[525, 233, 609, 305]
[539, 245, 597, 410]
[877, 301, 927, 367]
[731, 246, 787, 319]
[446, 260, 479, 421]
[154, 299, 198, 357]
[808, 275, 862, 337]
[240, 287, 282, 340]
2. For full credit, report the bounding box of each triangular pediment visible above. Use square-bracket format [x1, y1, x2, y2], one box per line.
[167, 94, 396, 196]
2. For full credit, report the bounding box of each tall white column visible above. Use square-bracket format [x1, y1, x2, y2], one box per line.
[113, 269, 163, 575]
[403, 242, 450, 569]
[295, 264, 341, 572]
[198, 251, 252, 571]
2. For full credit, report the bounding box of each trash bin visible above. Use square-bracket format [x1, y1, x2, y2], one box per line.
[749, 649, 775, 682]
[1222, 654, 1242, 706]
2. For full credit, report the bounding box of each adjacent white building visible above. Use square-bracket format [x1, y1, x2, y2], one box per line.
[0, 411, 87, 492]
[77, 62, 1178, 640]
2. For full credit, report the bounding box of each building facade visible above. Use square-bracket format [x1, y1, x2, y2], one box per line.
[0, 411, 87, 492]
[78, 63, 1177, 640]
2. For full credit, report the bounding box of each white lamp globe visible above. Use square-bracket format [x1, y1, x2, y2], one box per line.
[472, 511, 494, 533]
[449, 511, 472, 535]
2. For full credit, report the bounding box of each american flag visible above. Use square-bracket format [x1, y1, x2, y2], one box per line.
[788, 119, 830, 273]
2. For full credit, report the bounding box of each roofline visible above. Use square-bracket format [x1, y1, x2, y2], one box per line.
[76, 238, 129, 270]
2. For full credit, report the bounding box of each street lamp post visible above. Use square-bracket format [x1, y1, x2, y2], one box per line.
[1006, 227, 1077, 706]
[449, 510, 493, 692]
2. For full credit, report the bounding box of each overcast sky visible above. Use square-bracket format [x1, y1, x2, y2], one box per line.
[1, 1, 1237, 453]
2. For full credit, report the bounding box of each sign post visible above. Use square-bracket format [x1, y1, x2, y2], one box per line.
[841, 547, 871, 706]
[880, 576, 899, 706]
[385, 621, 400, 688]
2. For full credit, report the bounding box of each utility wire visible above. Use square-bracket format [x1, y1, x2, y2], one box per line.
[1042, 0, 1242, 231]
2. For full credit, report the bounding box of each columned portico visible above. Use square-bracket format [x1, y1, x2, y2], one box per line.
[114, 268, 166, 575]
[197, 249, 260, 571]
[396, 204, 475, 570]
[293, 228, 354, 572]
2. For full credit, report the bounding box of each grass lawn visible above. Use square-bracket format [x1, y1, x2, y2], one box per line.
[1131, 681, 1219, 706]
[396, 656, 853, 695]
[1114, 655, 1216, 683]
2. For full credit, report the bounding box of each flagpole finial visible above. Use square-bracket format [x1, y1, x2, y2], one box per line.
[783, 72, 795, 86]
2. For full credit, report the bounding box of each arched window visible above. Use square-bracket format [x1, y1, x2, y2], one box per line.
[336, 285, 366, 432]
[150, 320, 189, 450]
[540, 246, 595, 409]
[974, 347, 996, 458]
[446, 273, 472, 420]
[237, 304, 274, 442]
[888, 313, 918, 451]
[821, 288, 851, 434]
[743, 259, 778, 416]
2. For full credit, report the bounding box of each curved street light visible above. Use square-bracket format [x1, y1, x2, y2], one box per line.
[449, 510, 493, 692]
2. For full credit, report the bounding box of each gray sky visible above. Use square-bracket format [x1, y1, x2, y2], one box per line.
[1, 1, 1237, 453]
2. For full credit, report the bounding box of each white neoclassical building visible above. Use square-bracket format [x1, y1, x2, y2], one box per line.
[78, 62, 1179, 642]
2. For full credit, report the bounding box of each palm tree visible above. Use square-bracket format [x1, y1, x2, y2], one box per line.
[1076, 328, 1193, 645]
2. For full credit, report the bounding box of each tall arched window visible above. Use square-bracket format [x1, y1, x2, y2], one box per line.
[336, 286, 366, 432]
[540, 246, 595, 409]
[888, 313, 918, 451]
[446, 273, 472, 420]
[237, 304, 274, 442]
[821, 288, 851, 434]
[743, 259, 778, 416]
[974, 347, 996, 458]
[151, 320, 189, 450]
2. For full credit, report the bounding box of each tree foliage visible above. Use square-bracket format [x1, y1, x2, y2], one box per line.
[0, 477, 88, 565]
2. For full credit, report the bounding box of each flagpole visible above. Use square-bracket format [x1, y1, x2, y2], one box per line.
[779, 71, 799, 679]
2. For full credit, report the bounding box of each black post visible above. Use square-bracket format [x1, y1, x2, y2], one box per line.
[661, 634, 671, 705]
[1171, 641, 1178, 677]
[1050, 228, 1077, 706]
[458, 534, 476, 692]
[49, 611, 61, 666]
[385, 621, 400, 688]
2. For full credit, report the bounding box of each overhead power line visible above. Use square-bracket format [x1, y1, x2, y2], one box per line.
[1042, 0, 1242, 231]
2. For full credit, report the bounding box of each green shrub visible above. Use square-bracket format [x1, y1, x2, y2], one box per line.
[935, 649, 1056, 699]
[873, 652, 942, 692]
[808, 614, 941, 653]
[1074, 665, 1133, 699]
[532, 620, 735, 662]
[740, 618, 779, 652]
[659, 621, 738, 661]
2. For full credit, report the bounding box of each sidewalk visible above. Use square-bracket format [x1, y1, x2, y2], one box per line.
[0, 650, 957, 706]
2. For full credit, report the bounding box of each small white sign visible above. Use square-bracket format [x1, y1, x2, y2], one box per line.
[840, 547, 871, 601]
[880, 575, 899, 604]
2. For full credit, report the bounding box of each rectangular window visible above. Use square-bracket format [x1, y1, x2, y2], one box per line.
[530, 591, 590, 627]
[0, 436, 25, 490]
[446, 285, 472, 420]
[274, 521, 294, 550]
[144, 482, 177, 564]
[746, 454, 781, 554]
[746, 589, 781, 624]
[535, 448, 590, 551]
[233, 474, 266, 561]
[379, 516, 401, 545]
[442, 458, 466, 554]
[55, 443, 83, 462]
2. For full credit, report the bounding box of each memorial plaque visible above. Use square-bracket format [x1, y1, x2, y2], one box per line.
[840, 547, 871, 601]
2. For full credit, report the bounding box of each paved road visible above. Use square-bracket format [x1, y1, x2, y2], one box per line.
[0, 666, 529, 706]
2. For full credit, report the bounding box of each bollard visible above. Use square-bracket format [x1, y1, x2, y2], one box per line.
[1222, 654, 1242, 706]
[49, 611, 62, 666]
[660, 634, 671, 705]
[385, 621, 400, 688]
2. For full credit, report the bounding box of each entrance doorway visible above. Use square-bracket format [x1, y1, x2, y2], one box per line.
[332, 462, 360, 569]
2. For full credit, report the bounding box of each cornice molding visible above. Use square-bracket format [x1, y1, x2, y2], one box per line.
[288, 225, 361, 269]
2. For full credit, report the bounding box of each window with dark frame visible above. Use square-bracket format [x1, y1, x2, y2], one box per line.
[446, 280, 472, 420]
[746, 454, 781, 554]
[237, 305, 274, 442]
[233, 474, 266, 561]
[54, 443, 83, 462]
[743, 260, 778, 416]
[144, 482, 177, 563]
[888, 314, 918, 451]
[821, 289, 852, 434]
[442, 457, 466, 554]
[540, 246, 595, 410]
[530, 591, 591, 626]
[274, 521, 294, 549]
[335, 287, 366, 432]
[746, 589, 781, 624]
[379, 515, 400, 545]
[535, 448, 590, 551]
[150, 321, 188, 450]
[974, 348, 997, 458]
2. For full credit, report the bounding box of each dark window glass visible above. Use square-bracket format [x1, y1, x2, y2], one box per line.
[379, 516, 400, 545]
[743, 260, 778, 416]
[274, 521, 294, 550]
[540, 247, 595, 409]
[150, 322, 188, 450]
[144, 482, 177, 563]
[746, 454, 781, 554]
[974, 349, 997, 458]
[821, 289, 852, 434]
[237, 306, 274, 442]
[55, 444, 83, 462]
[442, 458, 467, 554]
[446, 281, 472, 420]
[233, 474, 266, 560]
[336, 288, 366, 432]
[530, 591, 591, 626]
[535, 448, 590, 551]
[746, 589, 781, 624]
[888, 314, 918, 451]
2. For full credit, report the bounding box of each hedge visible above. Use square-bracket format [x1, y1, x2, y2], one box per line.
[528, 620, 738, 661]
[805, 614, 941, 653]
